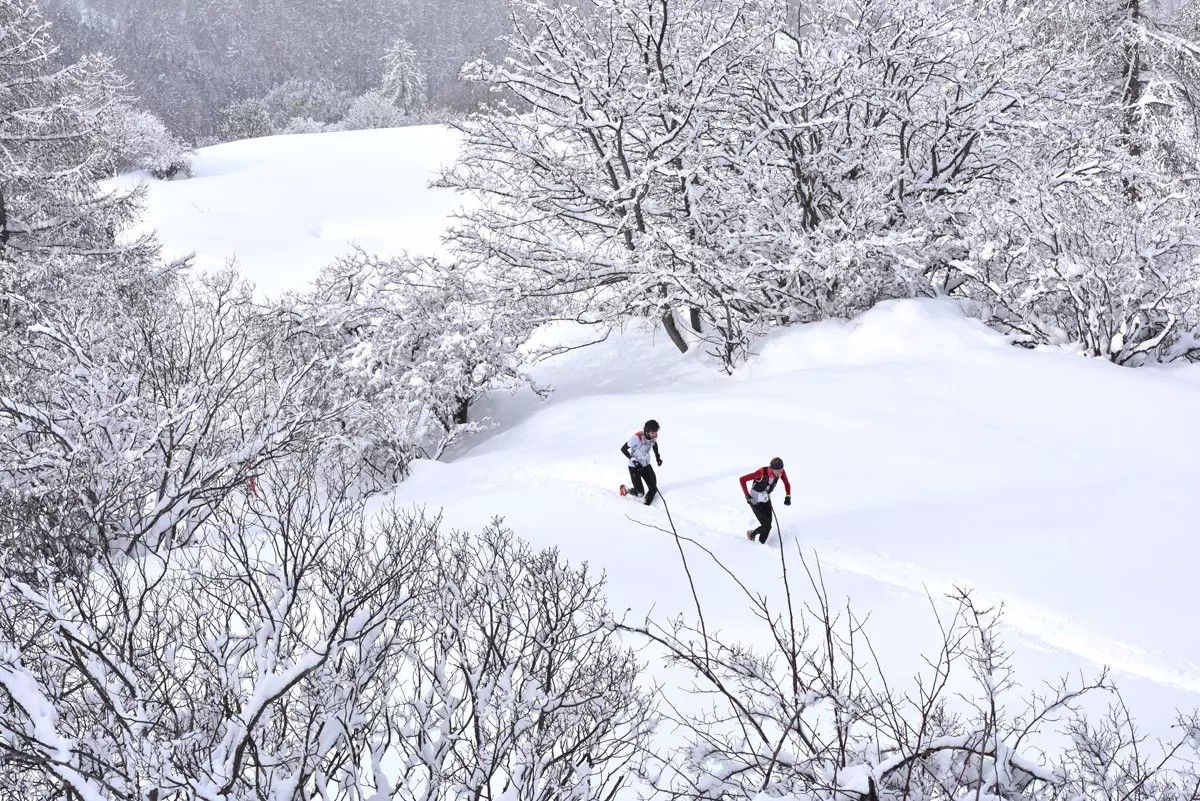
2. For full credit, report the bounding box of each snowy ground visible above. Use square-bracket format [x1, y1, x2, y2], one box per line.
[397, 301, 1200, 736]
[134, 125, 1200, 737]
[116, 125, 466, 295]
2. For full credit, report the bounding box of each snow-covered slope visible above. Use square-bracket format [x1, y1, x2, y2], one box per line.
[133, 126, 1200, 733]
[118, 125, 465, 295]
[392, 299, 1200, 733]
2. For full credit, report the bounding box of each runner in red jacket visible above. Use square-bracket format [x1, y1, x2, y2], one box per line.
[739, 457, 791, 543]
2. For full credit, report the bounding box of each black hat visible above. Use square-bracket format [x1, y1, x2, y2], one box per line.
[644, 419, 660, 433]
[769, 457, 784, 470]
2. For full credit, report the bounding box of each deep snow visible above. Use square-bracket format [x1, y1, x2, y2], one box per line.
[131, 124, 1200, 736]
[397, 299, 1200, 735]
[116, 125, 465, 295]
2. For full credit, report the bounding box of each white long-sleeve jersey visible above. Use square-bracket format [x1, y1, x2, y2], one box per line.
[624, 431, 658, 466]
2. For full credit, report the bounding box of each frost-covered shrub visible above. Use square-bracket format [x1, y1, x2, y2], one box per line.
[216, 97, 274, 141]
[0, 475, 432, 800]
[286, 251, 532, 485]
[260, 78, 352, 128]
[0, 460, 654, 801]
[216, 80, 352, 142]
[1, 266, 336, 577]
[941, 173, 1200, 364]
[278, 115, 332, 135]
[107, 107, 192, 178]
[340, 89, 409, 130]
[619, 540, 1200, 801]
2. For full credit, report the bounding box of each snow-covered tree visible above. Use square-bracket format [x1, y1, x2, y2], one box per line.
[446, 0, 1027, 366]
[381, 37, 428, 113]
[340, 89, 410, 131]
[444, 0, 787, 367]
[0, 270, 336, 573]
[285, 252, 531, 485]
[105, 106, 193, 178]
[391, 520, 655, 801]
[0, 0, 174, 389]
[0, 0, 149, 258]
[0, 0, 192, 572]
[0, 467, 434, 801]
[387, 0, 508, 113]
[925, 0, 1200, 361]
[448, 0, 1200, 368]
[0, 468, 654, 801]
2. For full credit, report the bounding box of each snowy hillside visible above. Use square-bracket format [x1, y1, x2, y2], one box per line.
[118, 125, 465, 295]
[132, 125, 1200, 733]
[393, 300, 1200, 734]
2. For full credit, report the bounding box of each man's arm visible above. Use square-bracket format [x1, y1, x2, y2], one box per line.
[653, 442, 661, 461]
[739, 470, 758, 497]
[620, 442, 632, 459]
[780, 469, 792, 496]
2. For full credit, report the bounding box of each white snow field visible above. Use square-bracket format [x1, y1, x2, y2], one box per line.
[135, 125, 1200, 734]
[117, 125, 465, 295]
[397, 301, 1200, 735]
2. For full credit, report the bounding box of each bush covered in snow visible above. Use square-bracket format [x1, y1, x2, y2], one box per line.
[217, 79, 352, 140]
[339, 88, 410, 131]
[277, 115, 333, 135]
[216, 84, 442, 139]
[107, 106, 193, 179]
[282, 250, 532, 486]
[614, 525, 1200, 801]
[260, 78, 353, 129]
[944, 176, 1200, 364]
[216, 97, 275, 141]
[0, 465, 653, 801]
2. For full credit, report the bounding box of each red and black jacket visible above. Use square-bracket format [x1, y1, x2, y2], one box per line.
[739, 466, 791, 502]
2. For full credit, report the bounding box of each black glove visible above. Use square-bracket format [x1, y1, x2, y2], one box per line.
[784, 495, 792, 506]
[745, 495, 753, 505]
[656, 457, 663, 467]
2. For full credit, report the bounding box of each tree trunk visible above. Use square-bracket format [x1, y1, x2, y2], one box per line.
[1120, 0, 1143, 158]
[453, 397, 470, 426]
[0, 187, 9, 249]
[689, 307, 702, 333]
[661, 309, 689, 353]
[1119, 0, 1144, 200]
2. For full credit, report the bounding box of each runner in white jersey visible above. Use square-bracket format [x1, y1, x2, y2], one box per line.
[620, 419, 662, 505]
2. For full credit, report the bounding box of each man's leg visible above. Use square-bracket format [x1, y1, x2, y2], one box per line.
[752, 501, 773, 543]
[642, 465, 658, 504]
[628, 465, 646, 495]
